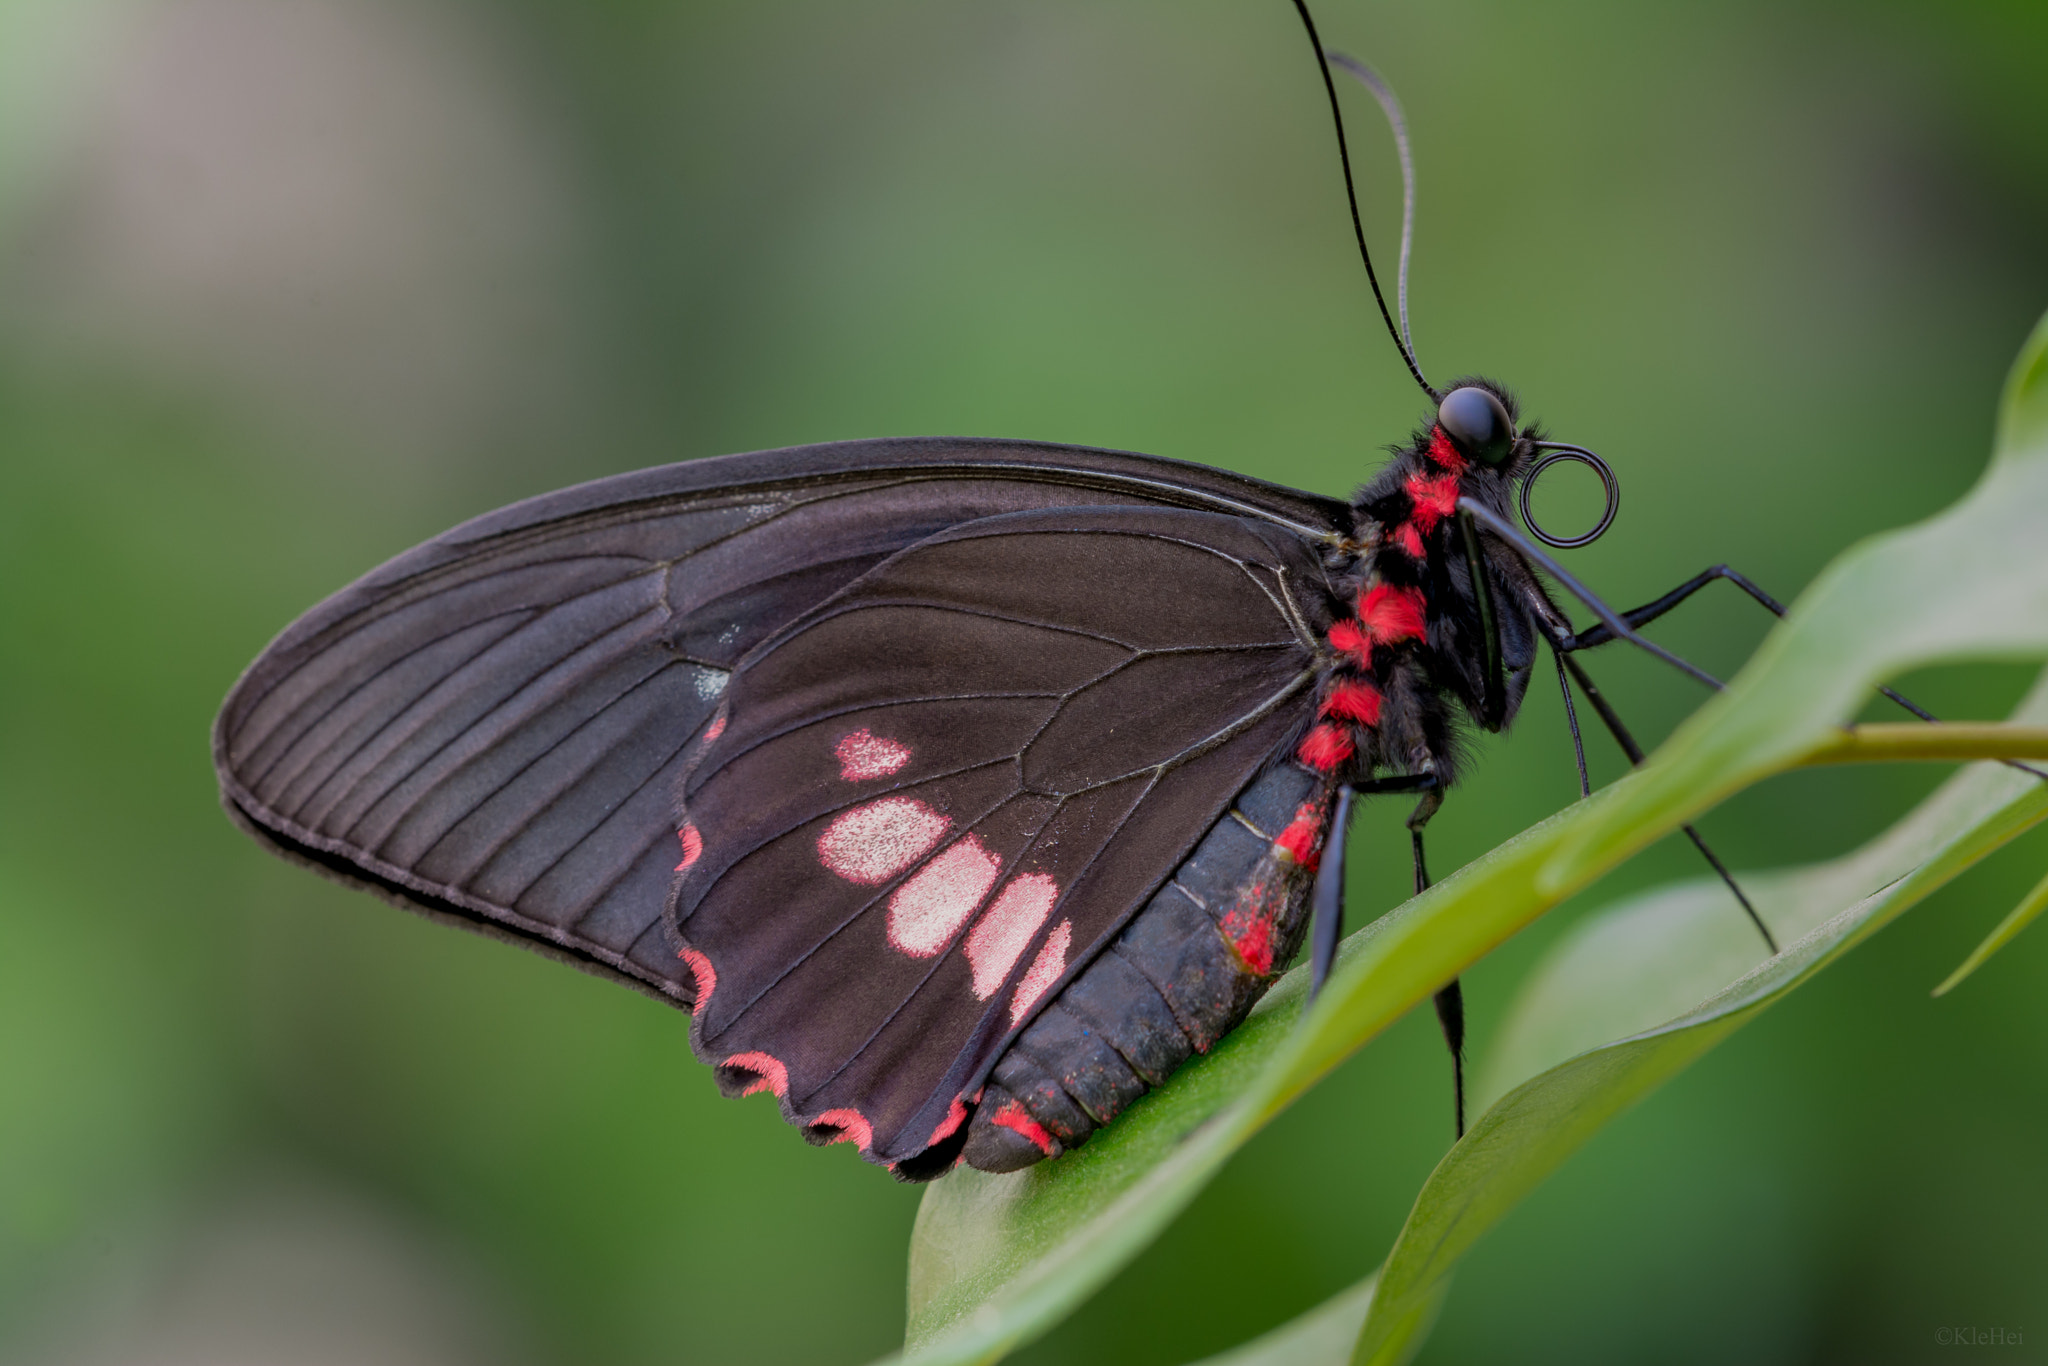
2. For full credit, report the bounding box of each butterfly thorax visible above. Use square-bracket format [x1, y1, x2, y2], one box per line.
[1296, 379, 1543, 792]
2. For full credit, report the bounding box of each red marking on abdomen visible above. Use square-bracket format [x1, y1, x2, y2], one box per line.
[817, 797, 949, 885]
[1009, 918, 1072, 1026]
[1297, 723, 1354, 772]
[810, 1107, 874, 1151]
[1320, 680, 1382, 727]
[1359, 583, 1427, 644]
[989, 1101, 1057, 1157]
[1427, 425, 1469, 472]
[1274, 802, 1326, 870]
[888, 834, 1002, 956]
[675, 822, 703, 871]
[723, 1050, 787, 1098]
[1404, 470, 1462, 534]
[1232, 915, 1275, 975]
[966, 873, 1059, 1000]
[835, 727, 912, 781]
[929, 1097, 969, 1146]
[678, 947, 717, 1014]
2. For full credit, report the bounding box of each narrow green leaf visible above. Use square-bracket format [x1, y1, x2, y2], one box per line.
[1932, 864, 2048, 996]
[883, 310, 2048, 1366]
[1174, 1274, 1383, 1366]
[1348, 669, 2048, 1364]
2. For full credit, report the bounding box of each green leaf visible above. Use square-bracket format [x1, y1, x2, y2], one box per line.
[882, 309, 2048, 1366]
[1174, 1274, 1386, 1366]
[1931, 863, 2048, 996]
[1349, 670, 2048, 1365]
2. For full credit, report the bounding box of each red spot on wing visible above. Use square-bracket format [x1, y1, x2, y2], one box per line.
[1427, 425, 1469, 472]
[1009, 919, 1072, 1026]
[1297, 723, 1354, 772]
[989, 1101, 1058, 1157]
[835, 727, 912, 781]
[929, 1097, 969, 1145]
[818, 797, 950, 885]
[1359, 583, 1427, 645]
[722, 1050, 787, 1098]
[1320, 680, 1383, 726]
[810, 1107, 874, 1151]
[888, 835, 1002, 957]
[677, 947, 717, 1014]
[675, 822, 703, 871]
[966, 874, 1059, 1000]
[704, 713, 727, 743]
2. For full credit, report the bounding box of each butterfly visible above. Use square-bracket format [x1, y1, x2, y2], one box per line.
[212, 1, 1786, 1180]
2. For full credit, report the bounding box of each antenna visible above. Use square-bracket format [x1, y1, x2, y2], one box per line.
[1285, 0, 1436, 400]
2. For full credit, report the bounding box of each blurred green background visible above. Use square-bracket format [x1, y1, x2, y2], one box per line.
[3, 1, 2045, 1362]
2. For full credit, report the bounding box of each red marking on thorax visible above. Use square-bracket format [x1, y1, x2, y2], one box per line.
[966, 874, 1059, 1000]
[1320, 680, 1382, 727]
[1427, 425, 1468, 472]
[989, 1100, 1058, 1156]
[1327, 619, 1371, 666]
[888, 835, 1002, 957]
[810, 1108, 874, 1151]
[817, 797, 949, 884]
[1297, 723, 1354, 772]
[1392, 523, 1426, 559]
[1359, 583, 1427, 644]
[723, 1050, 787, 1098]
[678, 947, 717, 1014]
[929, 1097, 969, 1146]
[675, 822, 703, 872]
[835, 727, 912, 781]
[1402, 470, 1462, 535]
[1009, 919, 1072, 1025]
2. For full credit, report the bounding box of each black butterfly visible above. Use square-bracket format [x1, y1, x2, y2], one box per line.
[213, 2, 1790, 1180]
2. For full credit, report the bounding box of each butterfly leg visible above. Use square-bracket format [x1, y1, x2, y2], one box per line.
[1401, 783, 1467, 1139]
[1567, 565, 2048, 783]
[1306, 771, 1441, 1004]
[1554, 651, 1778, 953]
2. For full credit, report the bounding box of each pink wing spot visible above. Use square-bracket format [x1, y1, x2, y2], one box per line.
[929, 1097, 969, 1146]
[966, 874, 1060, 1000]
[809, 1107, 874, 1151]
[675, 822, 704, 871]
[704, 713, 727, 743]
[989, 1100, 1058, 1156]
[722, 1051, 787, 1098]
[818, 797, 950, 885]
[1009, 918, 1073, 1026]
[677, 947, 717, 1014]
[835, 727, 912, 781]
[888, 835, 1002, 956]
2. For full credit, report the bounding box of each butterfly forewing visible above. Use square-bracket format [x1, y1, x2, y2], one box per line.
[672, 508, 1329, 1164]
[214, 438, 1343, 1020]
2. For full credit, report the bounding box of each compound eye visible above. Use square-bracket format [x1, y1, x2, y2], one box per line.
[1437, 386, 1515, 466]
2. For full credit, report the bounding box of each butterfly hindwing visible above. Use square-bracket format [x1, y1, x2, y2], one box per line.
[671, 506, 1330, 1165]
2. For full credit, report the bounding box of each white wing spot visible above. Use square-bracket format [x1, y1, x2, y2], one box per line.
[817, 798, 949, 886]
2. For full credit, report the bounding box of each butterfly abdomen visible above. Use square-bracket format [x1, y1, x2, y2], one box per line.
[955, 761, 1332, 1173]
